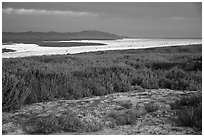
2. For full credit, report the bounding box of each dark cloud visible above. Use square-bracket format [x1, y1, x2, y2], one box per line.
[2, 2, 202, 38]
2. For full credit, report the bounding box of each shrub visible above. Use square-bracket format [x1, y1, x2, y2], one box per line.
[145, 102, 160, 113]
[165, 67, 187, 80]
[23, 114, 59, 134]
[2, 73, 31, 112]
[108, 109, 141, 125]
[125, 60, 140, 69]
[118, 101, 132, 109]
[171, 93, 202, 130]
[141, 77, 159, 89]
[171, 93, 202, 109]
[58, 113, 84, 132]
[130, 75, 143, 86]
[182, 60, 202, 71]
[175, 105, 202, 130]
[83, 119, 103, 132]
[158, 77, 173, 89]
[149, 61, 178, 70]
[23, 111, 85, 134]
[113, 80, 130, 92]
[178, 93, 202, 107]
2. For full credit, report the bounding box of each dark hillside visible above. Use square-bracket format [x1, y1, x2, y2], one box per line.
[2, 30, 123, 43]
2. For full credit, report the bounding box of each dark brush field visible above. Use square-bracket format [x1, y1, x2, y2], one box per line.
[38, 42, 106, 47]
[3, 44, 202, 111]
[2, 48, 16, 53]
[2, 44, 202, 134]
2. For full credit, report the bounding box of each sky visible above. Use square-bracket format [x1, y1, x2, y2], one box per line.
[2, 2, 202, 38]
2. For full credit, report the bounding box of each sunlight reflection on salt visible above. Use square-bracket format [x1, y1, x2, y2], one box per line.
[2, 39, 202, 58]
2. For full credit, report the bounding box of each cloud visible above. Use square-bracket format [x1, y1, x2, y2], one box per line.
[2, 8, 98, 17]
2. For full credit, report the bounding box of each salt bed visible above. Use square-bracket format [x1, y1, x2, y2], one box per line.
[2, 38, 202, 58]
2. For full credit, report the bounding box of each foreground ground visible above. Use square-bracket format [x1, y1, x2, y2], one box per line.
[2, 87, 201, 135]
[2, 44, 202, 134]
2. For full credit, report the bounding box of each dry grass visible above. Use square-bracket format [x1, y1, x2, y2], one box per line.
[2, 44, 202, 112]
[22, 110, 103, 134]
[171, 92, 202, 130]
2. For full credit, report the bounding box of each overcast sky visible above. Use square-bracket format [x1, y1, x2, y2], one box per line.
[2, 2, 202, 38]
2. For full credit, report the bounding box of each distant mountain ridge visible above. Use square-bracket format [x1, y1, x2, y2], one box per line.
[2, 30, 124, 43]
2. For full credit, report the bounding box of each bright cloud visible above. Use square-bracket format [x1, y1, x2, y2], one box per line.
[2, 8, 98, 17]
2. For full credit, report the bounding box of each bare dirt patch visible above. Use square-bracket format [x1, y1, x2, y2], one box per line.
[2, 88, 201, 135]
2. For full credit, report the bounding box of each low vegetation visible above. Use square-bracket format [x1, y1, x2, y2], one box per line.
[22, 109, 102, 134]
[144, 102, 160, 113]
[2, 44, 202, 112]
[2, 48, 16, 53]
[38, 42, 106, 47]
[171, 92, 202, 130]
[108, 109, 143, 125]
